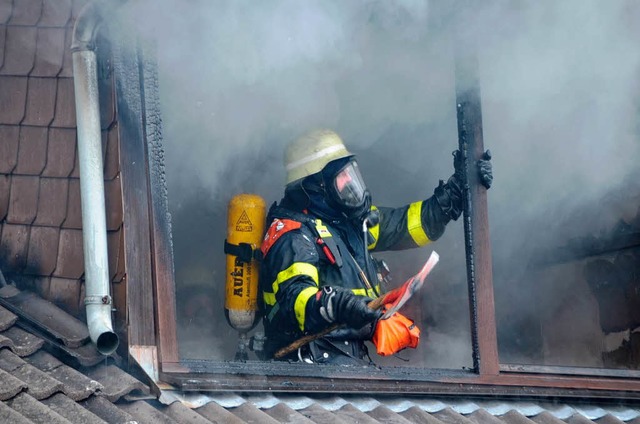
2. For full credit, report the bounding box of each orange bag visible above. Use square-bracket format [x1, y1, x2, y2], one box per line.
[372, 305, 420, 356]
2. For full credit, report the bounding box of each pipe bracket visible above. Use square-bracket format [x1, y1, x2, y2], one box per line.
[85, 295, 112, 305]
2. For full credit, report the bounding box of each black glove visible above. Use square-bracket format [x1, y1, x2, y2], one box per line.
[478, 150, 493, 189]
[318, 286, 382, 329]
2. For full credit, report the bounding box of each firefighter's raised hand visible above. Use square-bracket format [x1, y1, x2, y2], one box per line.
[318, 286, 382, 329]
[478, 150, 493, 189]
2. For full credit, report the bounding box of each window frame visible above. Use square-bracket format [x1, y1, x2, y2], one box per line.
[114, 24, 640, 399]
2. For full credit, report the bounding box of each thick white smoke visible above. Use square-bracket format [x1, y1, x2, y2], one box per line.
[121, 0, 640, 366]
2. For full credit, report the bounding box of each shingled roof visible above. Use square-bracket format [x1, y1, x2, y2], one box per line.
[1, 284, 640, 424]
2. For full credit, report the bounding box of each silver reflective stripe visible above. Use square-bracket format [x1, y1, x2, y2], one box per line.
[285, 144, 346, 171]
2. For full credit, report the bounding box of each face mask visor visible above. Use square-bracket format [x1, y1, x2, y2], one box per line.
[332, 161, 367, 208]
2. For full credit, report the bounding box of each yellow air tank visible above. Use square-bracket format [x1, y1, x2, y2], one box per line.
[224, 194, 266, 332]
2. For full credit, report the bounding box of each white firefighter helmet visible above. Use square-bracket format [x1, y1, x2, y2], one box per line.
[285, 129, 353, 185]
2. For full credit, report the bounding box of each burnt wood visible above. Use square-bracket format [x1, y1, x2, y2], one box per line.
[112, 33, 156, 348]
[454, 17, 499, 375]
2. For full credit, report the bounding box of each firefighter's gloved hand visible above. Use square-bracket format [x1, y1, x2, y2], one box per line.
[318, 287, 382, 329]
[478, 150, 493, 189]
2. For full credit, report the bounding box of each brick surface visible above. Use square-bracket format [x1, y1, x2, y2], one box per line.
[34, 177, 68, 227]
[51, 77, 76, 128]
[103, 125, 119, 180]
[26, 226, 59, 276]
[0, 76, 27, 124]
[15, 126, 48, 175]
[42, 127, 75, 178]
[7, 175, 39, 224]
[0, 174, 10, 220]
[104, 176, 122, 231]
[0, 26, 37, 76]
[0, 224, 30, 273]
[32, 27, 66, 77]
[62, 178, 81, 229]
[23, 77, 57, 126]
[48, 277, 81, 316]
[40, 0, 72, 27]
[8, 0, 43, 25]
[54, 228, 83, 279]
[0, 124, 20, 173]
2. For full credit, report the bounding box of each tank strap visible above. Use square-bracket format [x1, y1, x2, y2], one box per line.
[223, 240, 263, 263]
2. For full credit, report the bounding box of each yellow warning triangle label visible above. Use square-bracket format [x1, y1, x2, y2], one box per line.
[235, 210, 253, 232]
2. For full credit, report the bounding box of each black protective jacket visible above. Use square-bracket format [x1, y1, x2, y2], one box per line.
[259, 192, 452, 361]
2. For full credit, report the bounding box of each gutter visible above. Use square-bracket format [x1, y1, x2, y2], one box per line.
[71, 1, 119, 355]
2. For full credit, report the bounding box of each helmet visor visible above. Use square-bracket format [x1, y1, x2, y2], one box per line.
[333, 161, 367, 208]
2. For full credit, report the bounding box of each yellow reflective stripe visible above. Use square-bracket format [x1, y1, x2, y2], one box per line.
[295, 287, 319, 331]
[263, 291, 276, 306]
[407, 201, 430, 246]
[315, 219, 332, 238]
[272, 262, 319, 295]
[351, 286, 380, 298]
[368, 205, 379, 250]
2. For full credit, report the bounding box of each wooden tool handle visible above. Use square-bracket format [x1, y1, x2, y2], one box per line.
[273, 296, 386, 359]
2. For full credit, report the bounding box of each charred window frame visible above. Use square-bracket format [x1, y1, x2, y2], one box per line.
[112, 17, 640, 398]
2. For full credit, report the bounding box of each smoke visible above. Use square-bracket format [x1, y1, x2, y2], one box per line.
[120, 0, 640, 366]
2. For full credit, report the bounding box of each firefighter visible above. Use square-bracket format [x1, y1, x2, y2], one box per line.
[259, 129, 492, 364]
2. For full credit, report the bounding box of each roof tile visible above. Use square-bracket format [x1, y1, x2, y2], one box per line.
[107, 229, 123, 282]
[15, 126, 48, 175]
[85, 365, 149, 403]
[42, 392, 108, 423]
[70, 149, 80, 177]
[567, 413, 596, 424]
[0, 223, 30, 272]
[25, 351, 102, 401]
[119, 400, 180, 424]
[7, 0, 43, 25]
[596, 415, 626, 424]
[231, 403, 281, 424]
[43, 128, 75, 178]
[0, 367, 27, 401]
[368, 405, 414, 424]
[62, 178, 81, 229]
[30, 276, 50, 299]
[72, 0, 89, 20]
[0, 25, 6, 69]
[0, 399, 33, 423]
[99, 74, 115, 130]
[0, 3, 11, 24]
[0, 76, 27, 124]
[103, 126, 119, 180]
[40, 0, 72, 27]
[0, 305, 17, 331]
[26, 226, 59, 276]
[336, 404, 379, 424]
[51, 77, 76, 128]
[54, 229, 83, 279]
[195, 401, 246, 424]
[34, 177, 69, 227]
[23, 77, 57, 126]
[0, 349, 63, 400]
[433, 408, 476, 424]
[7, 175, 39, 224]
[81, 395, 138, 424]
[48, 277, 80, 316]
[58, 27, 73, 78]
[104, 176, 122, 231]
[299, 404, 351, 424]
[469, 409, 506, 424]
[264, 403, 316, 424]
[0, 325, 44, 357]
[0, 174, 10, 221]
[32, 27, 65, 77]
[6, 392, 72, 424]
[533, 411, 568, 424]
[166, 402, 214, 424]
[0, 125, 20, 173]
[400, 406, 446, 424]
[0, 26, 37, 75]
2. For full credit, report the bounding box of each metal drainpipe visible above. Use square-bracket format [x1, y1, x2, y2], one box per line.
[71, 1, 119, 355]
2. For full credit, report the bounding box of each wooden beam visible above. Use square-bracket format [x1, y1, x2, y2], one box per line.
[112, 35, 156, 347]
[454, 12, 499, 375]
